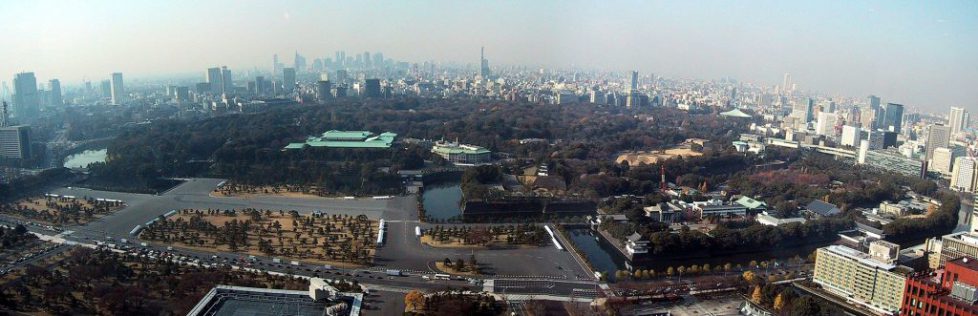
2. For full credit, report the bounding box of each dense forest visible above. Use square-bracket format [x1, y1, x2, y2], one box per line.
[88, 98, 751, 193]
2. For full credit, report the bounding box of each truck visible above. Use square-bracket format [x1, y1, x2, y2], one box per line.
[290, 261, 300, 266]
[385, 269, 402, 276]
[140, 242, 148, 247]
[272, 258, 282, 263]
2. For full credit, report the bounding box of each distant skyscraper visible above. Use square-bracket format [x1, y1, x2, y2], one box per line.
[48, 79, 62, 106]
[864, 95, 883, 129]
[294, 52, 306, 72]
[206, 67, 223, 94]
[316, 80, 331, 102]
[110, 72, 125, 105]
[363, 51, 371, 68]
[925, 124, 951, 161]
[283, 68, 297, 93]
[479, 47, 490, 78]
[363, 79, 381, 98]
[630, 71, 639, 91]
[949, 106, 967, 135]
[12, 72, 39, 120]
[100, 80, 112, 98]
[782, 73, 791, 94]
[221, 66, 233, 95]
[883, 103, 904, 133]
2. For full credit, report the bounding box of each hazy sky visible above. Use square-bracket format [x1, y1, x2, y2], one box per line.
[1, 0, 976, 112]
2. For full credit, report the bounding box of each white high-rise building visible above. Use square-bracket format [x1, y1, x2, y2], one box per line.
[110, 72, 125, 105]
[925, 124, 951, 161]
[841, 125, 862, 147]
[816, 112, 837, 137]
[931, 147, 954, 176]
[949, 106, 968, 135]
[950, 157, 977, 192]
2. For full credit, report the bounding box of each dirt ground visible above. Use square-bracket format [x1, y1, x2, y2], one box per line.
[141, 211, 378, 267]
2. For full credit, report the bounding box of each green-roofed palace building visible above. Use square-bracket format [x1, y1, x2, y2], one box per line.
[284, 130, 397, 149]
[431, 140, 491, 164]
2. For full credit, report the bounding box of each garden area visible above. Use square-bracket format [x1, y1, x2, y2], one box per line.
[139, 208, 378, 267]
[0, 195, 125, 225]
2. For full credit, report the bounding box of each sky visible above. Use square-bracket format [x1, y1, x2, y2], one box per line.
[0, 0, 976, 113]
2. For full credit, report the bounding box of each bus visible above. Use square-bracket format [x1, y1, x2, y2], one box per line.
[434, 274, 451, 280]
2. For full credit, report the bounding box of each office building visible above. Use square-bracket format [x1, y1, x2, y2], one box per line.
[1, 101, 8, 127]
[791, 98, 816, 123]
[926, 124, 951, 161]
[48, 79, 62, 106]
[938, 233, 978, 267]
[316, 80, 331, 102]
[841, 125, 862, 147]
[932, 147, 955, 176]
[174, 86, 190, 103]
[816, 112, 838, 137]
[951, 157, 977, 192]
[813, 241, 913, 315]
[864, 95, 883, 129]
[13, 72, 39, 119]
[950, 106, 969, 136]
[901, 256, 978, 316]
[110, 72, 125, 105]
[100, 80, 112, 98]
[206, 67, 223, 94]
[363, 79, 381, 98]
[283, 68, 297, 93]
[221, 66, 233, 95]
[0, 125, 31, 160]
[884, 103, 905, 133]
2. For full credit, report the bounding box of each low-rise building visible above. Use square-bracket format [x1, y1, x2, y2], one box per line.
[755, 212, 806, 226]
[187, 277, 362, 316]
[804, 200, 842, 218]
[431, 140, 491, 164]
[643, 204, 677, 224]
[625, 232, 649, 256]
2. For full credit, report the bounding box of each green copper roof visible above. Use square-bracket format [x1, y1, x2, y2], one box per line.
[735, 196, 767, 209]
[285, 131, 397, 149]
[431, 143, 490, 155]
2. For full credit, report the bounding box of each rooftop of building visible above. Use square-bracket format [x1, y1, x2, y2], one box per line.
[284, 130, 396, 149]
[431, 140, 491, 155]
[806, 200, 841, 216]
[823, 244, 912, 273]
[187, 284, 362, 316]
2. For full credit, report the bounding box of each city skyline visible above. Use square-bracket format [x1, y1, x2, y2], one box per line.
[0, 1, 975, 112]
